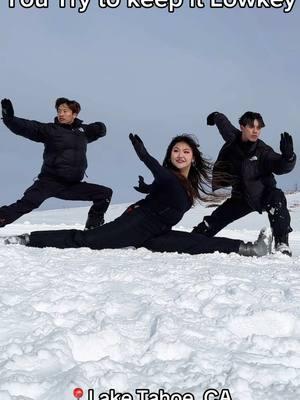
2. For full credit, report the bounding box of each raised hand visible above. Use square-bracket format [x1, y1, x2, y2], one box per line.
[280, 132, 294, 160]
[129, 133, 147, 155]
[1, 98, 14, 120]
[207, 111, 219, 126]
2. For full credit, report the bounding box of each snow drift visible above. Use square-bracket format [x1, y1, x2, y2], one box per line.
[0, 194, 299, 400]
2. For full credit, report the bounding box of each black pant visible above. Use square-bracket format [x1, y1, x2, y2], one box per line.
[144, 230, 241, 254]
[195, 188, 291, 240]
[29, 206, 168, 249]
[28, 206, 242, 254]
[0, 177, 112, 227]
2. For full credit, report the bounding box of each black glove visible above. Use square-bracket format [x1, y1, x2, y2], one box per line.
[134, 175, 151, 194]
[1, 98, 14, 120]
[280, 132, 294, 160]
[207, 112, 219, 126]
[129, 133, 147, 157]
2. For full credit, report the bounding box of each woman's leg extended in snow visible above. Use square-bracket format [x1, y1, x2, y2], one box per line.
[28, 207, 167, 249]
[144, 230, 242, 254]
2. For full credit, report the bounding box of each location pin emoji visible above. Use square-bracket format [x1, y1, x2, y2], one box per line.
[73, 387, 84, 399]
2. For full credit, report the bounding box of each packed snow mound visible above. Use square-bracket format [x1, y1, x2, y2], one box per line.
[0, 194, 299, 400]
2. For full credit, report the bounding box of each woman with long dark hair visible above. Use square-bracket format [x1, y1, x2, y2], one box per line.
[162, 134, 212, 203]
[4, 134, 269, 256]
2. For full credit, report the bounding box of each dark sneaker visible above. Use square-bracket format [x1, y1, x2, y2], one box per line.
[4, 233, 30, 246]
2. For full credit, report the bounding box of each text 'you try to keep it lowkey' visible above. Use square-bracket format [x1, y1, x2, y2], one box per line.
[6, 0, 296, 14]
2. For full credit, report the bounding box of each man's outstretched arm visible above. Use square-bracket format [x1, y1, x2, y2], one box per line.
[207, 111, 240, 142]
[1, 98, 47, 143]
[85, 121, 107, 143]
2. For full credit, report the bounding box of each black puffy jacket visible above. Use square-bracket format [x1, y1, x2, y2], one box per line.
[131, 142, 192, 227]
[212, 113, 296, 211]
[3, 116, 106, 183]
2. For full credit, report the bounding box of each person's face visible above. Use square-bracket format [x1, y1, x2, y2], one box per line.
[240, 119, 262, 142]
[170, 141, 194, 174]
[57, 103, 77, 125]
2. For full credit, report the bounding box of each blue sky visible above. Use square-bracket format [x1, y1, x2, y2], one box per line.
[0, 2, 299, 210]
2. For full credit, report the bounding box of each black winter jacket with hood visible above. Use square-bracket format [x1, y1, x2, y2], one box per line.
[3, 116, 106, 183]
[212, 113, 296, 212]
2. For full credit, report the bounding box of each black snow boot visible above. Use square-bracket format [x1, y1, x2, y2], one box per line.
[238, 228, 271, 257]
[84, 210, 105, 230]
[274, 233, 292, 257]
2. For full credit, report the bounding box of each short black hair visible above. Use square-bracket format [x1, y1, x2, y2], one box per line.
[55, 97, 81, 114]
[239, 111, 265, 128]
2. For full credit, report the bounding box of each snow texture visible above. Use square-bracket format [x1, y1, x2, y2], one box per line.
[0, 194, 300, 400]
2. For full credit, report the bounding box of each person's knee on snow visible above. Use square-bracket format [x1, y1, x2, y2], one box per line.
[192, 217, 220, 237]
[0, 214, 7, 227]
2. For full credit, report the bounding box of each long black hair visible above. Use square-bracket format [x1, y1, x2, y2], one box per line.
[163, 134, 213, 203]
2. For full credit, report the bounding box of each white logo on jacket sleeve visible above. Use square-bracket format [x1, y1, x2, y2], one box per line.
[249, 155, 258, 161]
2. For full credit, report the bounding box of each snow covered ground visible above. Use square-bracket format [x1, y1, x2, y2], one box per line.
[0, 194, 300, 400]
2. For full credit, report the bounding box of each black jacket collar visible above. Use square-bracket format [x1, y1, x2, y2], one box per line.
[54, 117, 83, 129]
[234, 132, 258, 156]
